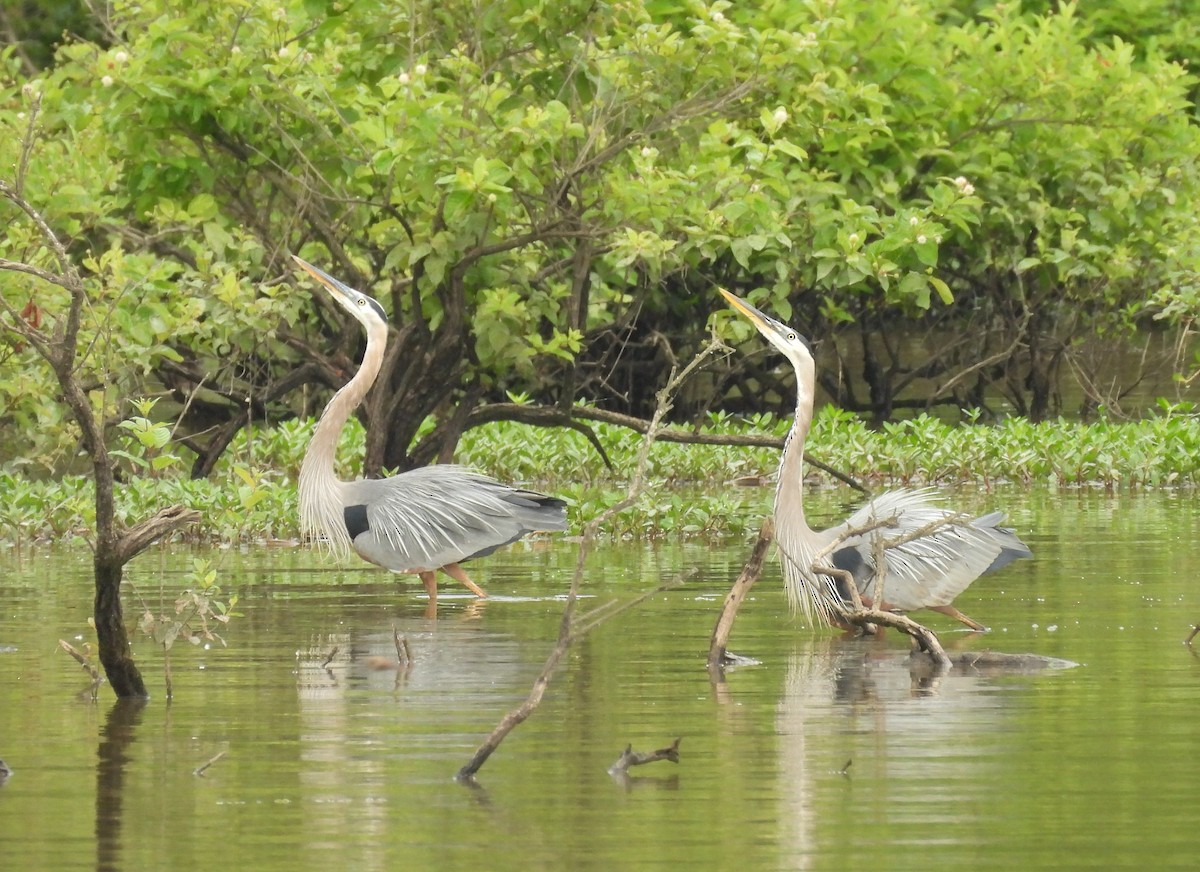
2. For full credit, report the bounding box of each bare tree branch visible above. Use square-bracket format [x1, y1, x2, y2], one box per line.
[456, 336, 726, 782]
[707, 518, 773, 671]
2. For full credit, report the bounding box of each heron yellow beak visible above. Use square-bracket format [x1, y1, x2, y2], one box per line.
[719, 287, 789, 334]
[718, 288, 769, 325]
[293, 255, 344, 292]
[719, 287, 810, 356]
[291, 255, 362, 309]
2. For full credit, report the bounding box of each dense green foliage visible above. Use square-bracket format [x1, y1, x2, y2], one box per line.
[3, 0, 1200, 481]
[4, 407, 1200, 547]
[2, 1, 1200, 562]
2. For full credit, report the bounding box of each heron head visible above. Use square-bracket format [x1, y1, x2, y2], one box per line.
[719, 288, 812, 365]
[292, 256, 388, 327]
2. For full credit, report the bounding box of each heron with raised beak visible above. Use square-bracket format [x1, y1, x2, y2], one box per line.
[293, 256, 568, 602]
[720, 288, 1031, 631]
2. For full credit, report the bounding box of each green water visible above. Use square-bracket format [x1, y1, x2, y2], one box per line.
[1, 489, 1198, 870]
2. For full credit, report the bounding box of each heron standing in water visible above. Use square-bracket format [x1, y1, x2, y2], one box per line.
[719, 288, 1031, 631]
[292, 256, 567, 601]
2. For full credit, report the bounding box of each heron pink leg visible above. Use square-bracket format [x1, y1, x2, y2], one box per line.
[442, 563, 488, 598]
[929, 604, 987, 632]
[419, 570, 438, 601]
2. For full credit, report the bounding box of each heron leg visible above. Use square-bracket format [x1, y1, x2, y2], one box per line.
[419, 571, 438, 601]
[929, 605, 987, 632]
[442, 563, 489, 598]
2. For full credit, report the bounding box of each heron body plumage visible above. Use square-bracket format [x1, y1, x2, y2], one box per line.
[339, 465, 567, 572]
[720, 288, 1031, 630]
[293, 256, 567, 599]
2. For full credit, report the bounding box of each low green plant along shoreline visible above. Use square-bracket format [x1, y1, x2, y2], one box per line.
[2, 405, 1198, 548]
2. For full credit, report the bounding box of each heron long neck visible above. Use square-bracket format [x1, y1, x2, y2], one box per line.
[774, 354, 823, 618]
[774, 355, 815, 534]
[299, 319, 387, 557]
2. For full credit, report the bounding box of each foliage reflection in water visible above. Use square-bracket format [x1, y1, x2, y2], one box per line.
[0, 489, 1197, 870]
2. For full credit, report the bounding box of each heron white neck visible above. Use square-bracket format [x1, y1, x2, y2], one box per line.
[772, 353, 824, 618]
[299, 318, 388, 557]
[774, 354, 815, 532]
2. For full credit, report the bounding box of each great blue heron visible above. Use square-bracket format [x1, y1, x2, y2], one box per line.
[292, 256, 568, 601]
[719, 288, 1031, 631]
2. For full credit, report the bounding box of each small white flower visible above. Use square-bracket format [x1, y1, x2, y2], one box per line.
[278, 45, 291, 58]
[21, 82, 37, 97]
[772, 106, 788, 126]
[962, 183, 975, 196]
[114, 50, 129, 64]
[487, 193, 497, 203]
[909, 216, 919, 226]
[398, 72, 410, 84]
[953, 175, 968, 188]
[16, 112, 24, 120]
[300, 51, 313, 64]
[641, 146, 653, 157]
[917, 234, 927, 244]
[231, 45, 242, 55]
[712, 10, 725, 22]
[848, 232, 860, 245]
[414, 63, 427, 76]
[953, 175, 975, 196]
[101, 75, 114, 87]
[935, 235, 942, 244]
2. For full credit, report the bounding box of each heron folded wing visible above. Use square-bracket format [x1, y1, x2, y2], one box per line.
[341, 465, 567, 573]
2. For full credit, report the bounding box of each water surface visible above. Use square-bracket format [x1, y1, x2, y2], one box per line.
[1, 489, 1197, 870]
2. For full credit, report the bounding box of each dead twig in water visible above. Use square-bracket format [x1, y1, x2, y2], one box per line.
[707, 518, 773, 672]
[59, 639, 104, 688]
[193, 750, 226, 777]
[608, 738, 681, 775]
[1185, 625, 1200, 646]
[320, 646, 339, 669]
[392, 625, 411, 666]
[455, 336, 726, 783]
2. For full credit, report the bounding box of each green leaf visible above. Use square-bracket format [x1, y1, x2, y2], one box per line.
[730, 238, 752, 269]
[929, 276, 954, 304]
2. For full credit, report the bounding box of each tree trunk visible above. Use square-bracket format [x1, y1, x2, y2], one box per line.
[93, 558, 148, 698]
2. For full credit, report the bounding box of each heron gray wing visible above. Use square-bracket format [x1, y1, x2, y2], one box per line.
[340, 465, 567, 573]
[829, 488, 1026, 611]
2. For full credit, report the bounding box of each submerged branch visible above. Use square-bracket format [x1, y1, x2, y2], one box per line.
[193, 751, 227, 777]
[608, 738, 681, 775]
[707, 518, 773, 671]
[59, 638, 105, 690]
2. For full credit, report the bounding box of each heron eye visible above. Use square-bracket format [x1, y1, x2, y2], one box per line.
[787, 332, 797, 341]
[357, 299, 366, 306]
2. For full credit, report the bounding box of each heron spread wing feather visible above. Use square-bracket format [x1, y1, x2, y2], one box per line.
[828, 488, 1031, 612]
[341, 465, 567, 574]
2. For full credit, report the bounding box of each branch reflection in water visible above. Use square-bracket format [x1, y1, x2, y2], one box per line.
[773, 637, 1076, 865]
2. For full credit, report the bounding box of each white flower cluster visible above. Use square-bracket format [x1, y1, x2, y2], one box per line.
[953, 176, 976, 196]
